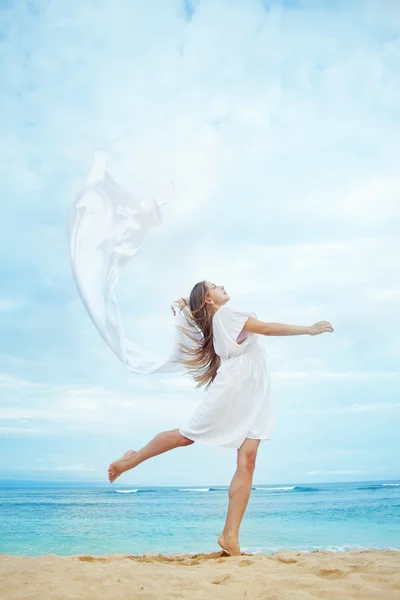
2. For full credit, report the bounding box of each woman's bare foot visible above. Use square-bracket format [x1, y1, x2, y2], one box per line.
[218, 533, 241, 556]
[108, 450, 137, 483]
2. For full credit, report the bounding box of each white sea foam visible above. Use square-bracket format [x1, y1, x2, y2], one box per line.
[382, 483, 400, 487]
[255, 486, 295, 491]
[246, 544, 372, 554]
[242, 547, 280, 554]
[114, 489, 138, 493]
[178, 488, 210, 492]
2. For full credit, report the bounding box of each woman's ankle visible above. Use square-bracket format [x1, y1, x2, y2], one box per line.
[221, 528, 239, 539]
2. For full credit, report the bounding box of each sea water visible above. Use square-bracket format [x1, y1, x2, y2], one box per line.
[1, 480, 399, 556]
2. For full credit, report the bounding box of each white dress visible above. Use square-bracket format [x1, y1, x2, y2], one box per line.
[179, 303, 275, 449]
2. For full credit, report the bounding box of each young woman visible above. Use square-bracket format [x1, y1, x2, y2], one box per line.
[108, 280, 334, 556]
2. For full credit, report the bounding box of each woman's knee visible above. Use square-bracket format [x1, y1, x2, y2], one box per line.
[238, 450, 258, 472]
[177, 431, 195, 446]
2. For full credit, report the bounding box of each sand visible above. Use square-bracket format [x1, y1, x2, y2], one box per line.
[1, 549, 399, 599]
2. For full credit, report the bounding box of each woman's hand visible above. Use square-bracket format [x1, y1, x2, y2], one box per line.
[171, 298, 188, 316]
[309, 321, 334, 336]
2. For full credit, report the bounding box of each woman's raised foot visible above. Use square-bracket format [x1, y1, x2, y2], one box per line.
[108, 449, 137, 483]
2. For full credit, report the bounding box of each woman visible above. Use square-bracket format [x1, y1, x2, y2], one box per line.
[108, 280, 334, 556]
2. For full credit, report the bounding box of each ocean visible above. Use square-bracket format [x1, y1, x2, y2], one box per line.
[1, 480, 399, 557]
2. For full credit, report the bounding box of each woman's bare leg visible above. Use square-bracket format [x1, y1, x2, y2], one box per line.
[218, 438, 260, 556]
[108, 428, 194, 483]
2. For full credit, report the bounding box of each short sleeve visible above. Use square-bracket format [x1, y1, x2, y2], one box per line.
[217, 304, 255, 344]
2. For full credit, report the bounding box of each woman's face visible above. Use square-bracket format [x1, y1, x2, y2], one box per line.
[205, 281, 230, 307]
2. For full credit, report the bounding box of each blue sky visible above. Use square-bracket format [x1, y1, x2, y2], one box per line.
[1, 0, 399, 486]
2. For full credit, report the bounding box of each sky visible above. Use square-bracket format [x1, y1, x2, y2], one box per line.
[0, 0, 399, 487]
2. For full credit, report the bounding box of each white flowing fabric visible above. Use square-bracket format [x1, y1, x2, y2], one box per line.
[68, 151, 201, 375]
[178, 303, 275, 449]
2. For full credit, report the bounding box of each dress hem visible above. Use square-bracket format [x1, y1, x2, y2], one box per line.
[179, 428, 272, 449]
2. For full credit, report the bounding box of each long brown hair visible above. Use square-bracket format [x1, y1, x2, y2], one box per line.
[174, 280, 221, 390]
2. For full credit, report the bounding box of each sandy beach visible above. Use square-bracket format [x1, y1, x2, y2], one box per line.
[1, 549, 399, 599]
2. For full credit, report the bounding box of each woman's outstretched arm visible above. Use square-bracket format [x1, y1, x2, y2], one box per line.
[243, 317, 334, 337]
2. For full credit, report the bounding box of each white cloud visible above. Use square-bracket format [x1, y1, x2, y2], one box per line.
[0, 298, 23, 311]
[0, 372, 197, 437]
[0, 426, 42, 437]
[0, 373, 56, 392]
[35, 463, 97, 472]
[306, 470, 367, 476]
[275, 370, 400, 381]
[286, 402, 400, 415]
